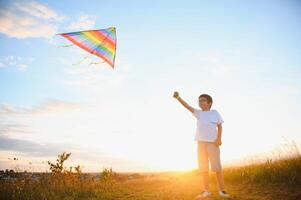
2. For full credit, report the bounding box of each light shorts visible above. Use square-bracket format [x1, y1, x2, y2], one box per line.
[197, 141, 222, 172]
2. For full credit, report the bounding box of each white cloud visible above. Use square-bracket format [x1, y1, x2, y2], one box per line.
[0, 98, 89, 146]
[67, 15, 95, 31]
[0, 1, 64, 39]
[0, 98, 87, 116]
[0, 98, 156, 172]
[194, 50, 239, 77]
[16, 63, 27, 71]
[196, 51, 222, 64]
[0, 56, 34, 71]
[15, 1, 65, 22]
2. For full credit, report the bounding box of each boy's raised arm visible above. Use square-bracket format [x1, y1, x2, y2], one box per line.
[173, 91, 194, 113]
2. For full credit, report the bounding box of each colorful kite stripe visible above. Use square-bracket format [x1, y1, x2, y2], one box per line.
[58, 27, 116, 68]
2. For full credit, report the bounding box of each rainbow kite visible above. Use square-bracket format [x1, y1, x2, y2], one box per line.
[58, 27, 117, 68]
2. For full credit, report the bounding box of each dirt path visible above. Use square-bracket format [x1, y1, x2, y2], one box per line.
[111, 174, 301, 200]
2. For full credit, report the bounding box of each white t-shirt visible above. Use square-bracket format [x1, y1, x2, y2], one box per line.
[192, 108, 224, 142]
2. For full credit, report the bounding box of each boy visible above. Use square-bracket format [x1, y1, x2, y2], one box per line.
[173, 91, 230, 198]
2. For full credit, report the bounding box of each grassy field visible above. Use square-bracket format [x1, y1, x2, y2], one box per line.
[1, 153, 301, 200]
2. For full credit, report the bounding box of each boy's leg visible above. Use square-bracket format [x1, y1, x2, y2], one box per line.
[201, 171, 209, 191]
[197, 142, 210, 191]
[215, 171, 225, 191]
[207, 143, 225, 191]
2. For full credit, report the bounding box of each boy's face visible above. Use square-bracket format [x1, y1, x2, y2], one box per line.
[198, 97, 211, 110]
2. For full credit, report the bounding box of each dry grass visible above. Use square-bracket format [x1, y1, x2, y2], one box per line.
[1, 146, 301, 200]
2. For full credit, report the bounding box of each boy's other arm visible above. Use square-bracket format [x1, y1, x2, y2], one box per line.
[215, 124, 222, 146]
[173, 91, 194, 113]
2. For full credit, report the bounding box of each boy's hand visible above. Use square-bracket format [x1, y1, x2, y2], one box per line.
[173, 91, 180, 99]
[215, 138, 222, 146]
[173, 91, 194, 113]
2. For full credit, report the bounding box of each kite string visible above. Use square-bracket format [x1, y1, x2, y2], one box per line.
[55, 37, 104, 66]
[72, 53, 106, 66]
[55, 43, 92, 66]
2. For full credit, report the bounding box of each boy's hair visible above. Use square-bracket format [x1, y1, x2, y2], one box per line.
[199, 94, 213, 109]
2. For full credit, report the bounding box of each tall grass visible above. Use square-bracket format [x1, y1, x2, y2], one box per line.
[1, 143, 301, 200]
[223, 141, 301, 186]
[0, 152, 120, 200]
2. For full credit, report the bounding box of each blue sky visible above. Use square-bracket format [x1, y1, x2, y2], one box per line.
[0, 0, 301, 172]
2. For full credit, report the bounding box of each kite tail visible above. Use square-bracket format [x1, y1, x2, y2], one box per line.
[56, 44, 74, 48]
[89, 61, 105, 65]
[72, 54, 92, 66]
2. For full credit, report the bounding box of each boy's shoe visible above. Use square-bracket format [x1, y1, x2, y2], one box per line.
[218, 190, 230, 198]
[196, 190, 211, 199]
